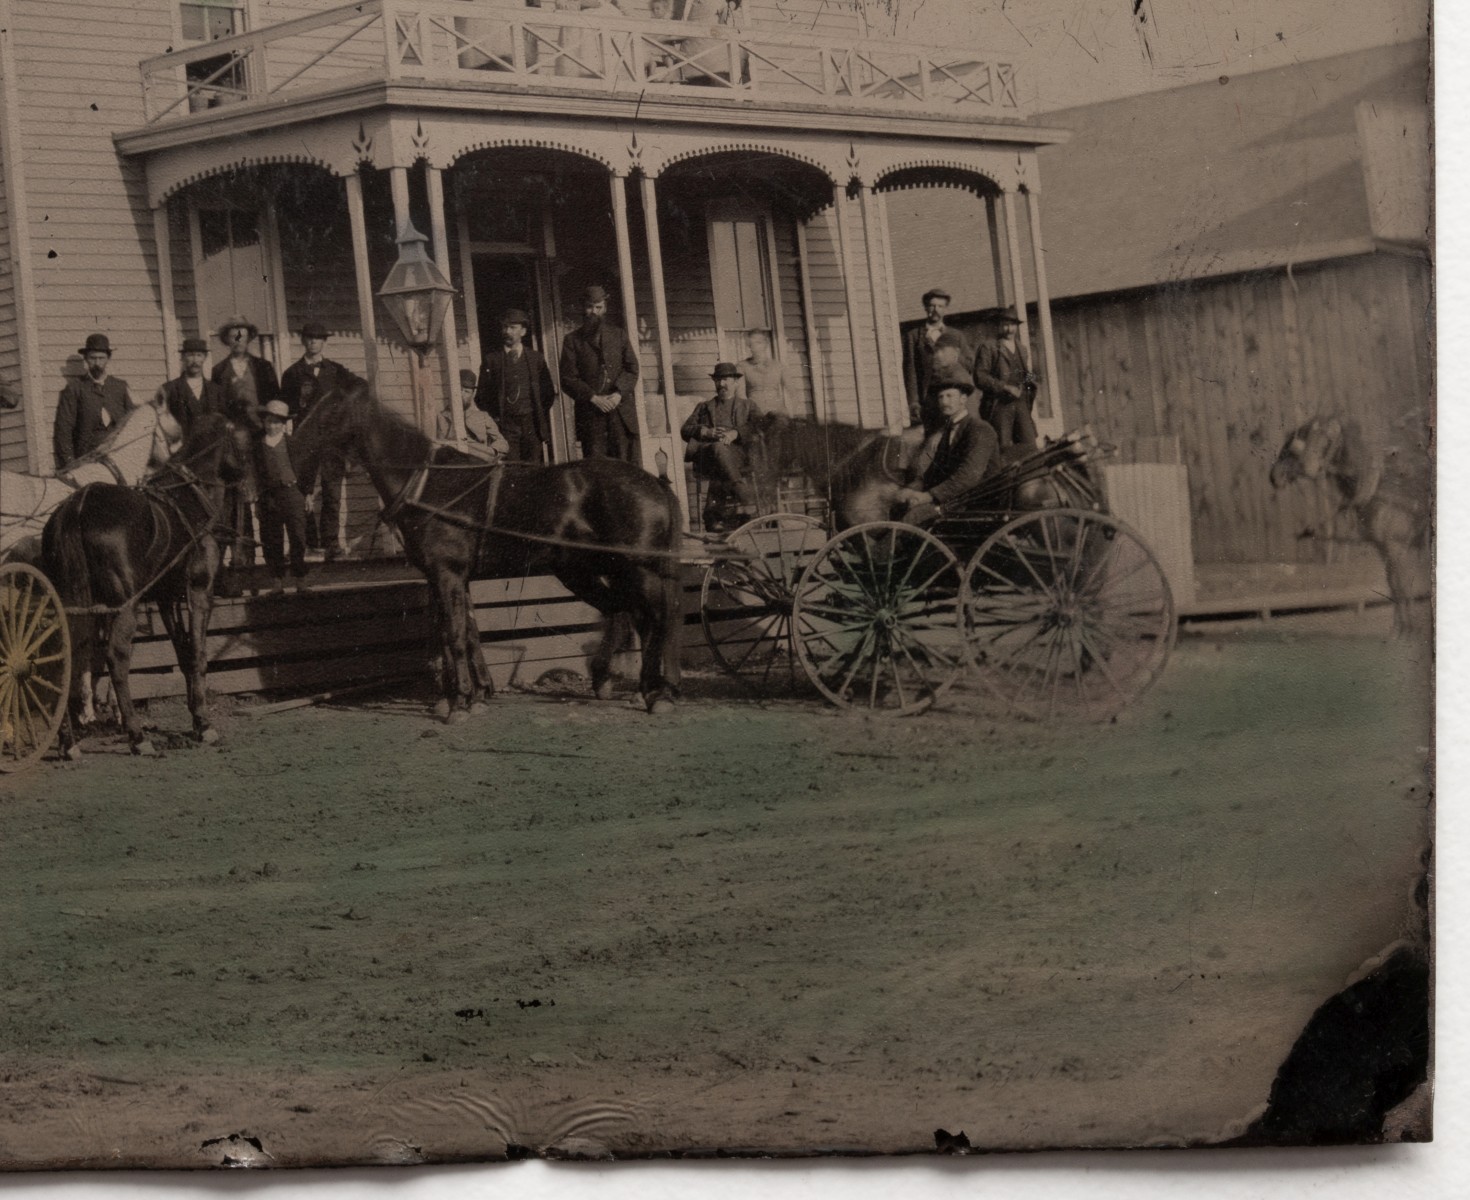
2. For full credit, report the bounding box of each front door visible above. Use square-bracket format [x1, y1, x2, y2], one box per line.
[470, 253, 574, 461]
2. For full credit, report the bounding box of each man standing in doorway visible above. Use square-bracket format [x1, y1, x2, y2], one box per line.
[902, 287, 970, 432]
[154, 337, 223, 437]
[474, 308, 556, 462]
[558, 284, 641, 464]
[279, 320, 360, 560]
[53, 333, 133, 468]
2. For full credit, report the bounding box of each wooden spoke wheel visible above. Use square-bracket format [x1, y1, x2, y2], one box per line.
[700, 512, 828, 688]
[961, 508, 1175, 722]
[0, 561, 72, 772]
[791, 522, 967, 716]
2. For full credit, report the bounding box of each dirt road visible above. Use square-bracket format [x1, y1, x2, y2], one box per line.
[0, 619, 1432, 1166]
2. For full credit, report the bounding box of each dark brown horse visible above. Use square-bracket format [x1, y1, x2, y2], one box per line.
[42, 412, 243, 755]
[289, 382, 683, 720]
[1271, 412, 1432, 635]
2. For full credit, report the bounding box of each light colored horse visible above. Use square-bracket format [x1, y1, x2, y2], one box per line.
[0, 400, 181, 558]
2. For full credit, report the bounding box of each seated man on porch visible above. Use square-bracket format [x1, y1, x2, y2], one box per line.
[893, 369, 999, 525]
[681, 361, 759, 532]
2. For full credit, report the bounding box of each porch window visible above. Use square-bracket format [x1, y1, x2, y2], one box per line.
[707, 201, 775, 361]
[179, 1, 248, 110]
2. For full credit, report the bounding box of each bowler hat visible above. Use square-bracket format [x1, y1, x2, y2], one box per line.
[501, 308, 531, 327]
[79, 333, 113, 357]
[459, 369, 479, 390]
[217, 314, 259, 344]
[710, 362, 742, 380]
[258, 399, 291, 421]
[921, 288, 952, 307]
[181, 337, 209, 354]
[981, 305, 1023, 326]
[300, 320, 329, 340]
[928, 367, 974, 395]
[581, 285, 610, 305]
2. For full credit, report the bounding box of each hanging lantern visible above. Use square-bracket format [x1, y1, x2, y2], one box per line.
[377, 218, 456, 351]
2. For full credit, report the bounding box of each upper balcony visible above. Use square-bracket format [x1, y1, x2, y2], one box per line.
[130, 0, 1026, 140]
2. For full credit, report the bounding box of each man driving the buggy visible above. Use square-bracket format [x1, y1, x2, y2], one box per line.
[893, 368, 999, 525]
[682, 361, 760, 532]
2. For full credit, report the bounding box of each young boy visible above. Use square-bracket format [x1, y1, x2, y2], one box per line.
[439, 368, 510, 458]
[255, 399, 311, 594]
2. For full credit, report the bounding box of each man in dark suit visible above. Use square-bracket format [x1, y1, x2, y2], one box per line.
[154, 337, 223, 436]
[558, 285, 641, 464]
[53, 333, 134, 468]
[894, 369, 999, 524]
[279, 320, 361, 559]
[902, 287, 971, 432]
[971, 305, 1038, 454]
[474, 308, 556, 462]
[210, 315, 277, 592]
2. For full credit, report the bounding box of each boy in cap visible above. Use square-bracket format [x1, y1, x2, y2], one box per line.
[279, 320, 362, 561]
[154, 337, 224, 437]
[254, 399, 311, 595]
[53, 333, 134, 468]
[681, 361, 759, 531]
[558, 284, 641, 464]
[474, 308, 555, 462]
[439, 368, 509, 456]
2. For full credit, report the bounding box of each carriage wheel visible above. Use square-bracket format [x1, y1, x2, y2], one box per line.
[0, 561, 73, 772]
[790, 522, 967, 716]
[700, 513, 828, 688]
[961, 508, 1175, 722]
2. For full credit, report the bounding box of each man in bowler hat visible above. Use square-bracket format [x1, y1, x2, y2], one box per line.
[558, 284, 641, 464]
[53, 333, 134, 468]
[475, 308, 556, 462]
[681, 361, 759, 531]
[154, 337, 224, 437]
[971, 305, 1038, 454]
[279, 320, 361, 559]
[894, 368, 999, 524]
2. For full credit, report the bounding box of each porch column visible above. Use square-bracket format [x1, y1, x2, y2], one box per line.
[1023, 187, 1064, 435]
[343, 170, 380, 383]
[426, 164, 465, 444]
[259, 198, 292, 370]
[1000, 189, 1032, 365]
[984, 194, 1007, 305]
[831, 182, 869, 425]
[638, 172, 689, 517]
[152, 201, 180, 369]
[609, 170, 653, 470]
[186, 202, 210, 351]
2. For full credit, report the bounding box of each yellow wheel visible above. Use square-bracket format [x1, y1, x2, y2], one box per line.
[0, 561, 72, 772]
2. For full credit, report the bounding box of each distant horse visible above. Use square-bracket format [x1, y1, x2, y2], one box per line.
[746, 413, 1102, 527]
[42, 412, 243, 754]
[1, 399, 181, 558]
[1270, 413, 1432, 635]
[289, 382, 683, 720]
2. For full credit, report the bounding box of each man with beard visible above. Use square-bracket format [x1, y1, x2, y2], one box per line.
[558, 284, 641, 463]
[474, 308, 556, 462]
[154, 337, 224, 438]
[53, 333, 134, 468]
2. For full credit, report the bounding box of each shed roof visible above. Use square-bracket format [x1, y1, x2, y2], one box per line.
[1034, 40, 1429, 300]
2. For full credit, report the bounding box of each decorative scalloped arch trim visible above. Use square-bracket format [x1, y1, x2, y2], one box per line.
[872, 159, 1005, 192]
[160, 154, 339, 202]
[447, 137, 615, 171]
[657, 142, 837, 182]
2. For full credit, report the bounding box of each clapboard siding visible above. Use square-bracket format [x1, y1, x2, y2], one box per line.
[1054, 252, 1430, 565]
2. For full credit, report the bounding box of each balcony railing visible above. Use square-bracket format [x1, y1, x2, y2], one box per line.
[139, 0, 1023, 126]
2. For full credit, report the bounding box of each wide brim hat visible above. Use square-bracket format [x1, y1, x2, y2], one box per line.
[928, 367, 974, 395]
[501, 308, 531, 327]
[921, 288, 952, 306]
[181, 337, 209, 354]
[79, 333, 113, 357]
[710, 362, 743, 380]
[217, 315, 260, 344]
[299, 321, 329, 340]
[980, 305, 1023, 326]
[258, 399, 291, 421]
[581, 285, 610, 305]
